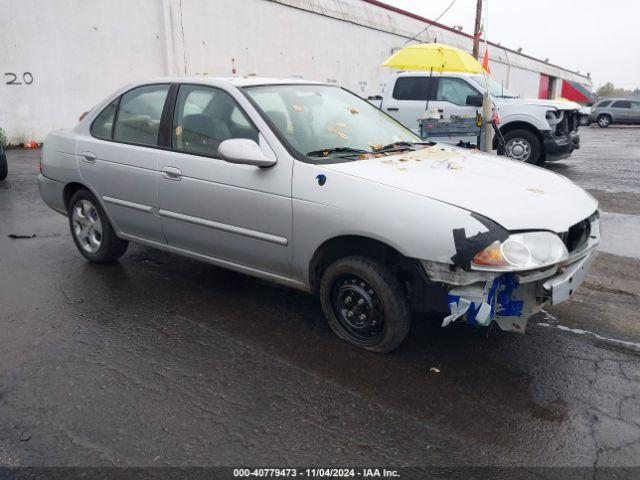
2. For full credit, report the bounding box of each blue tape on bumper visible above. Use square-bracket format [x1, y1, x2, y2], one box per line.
[446, 274, 524, 327]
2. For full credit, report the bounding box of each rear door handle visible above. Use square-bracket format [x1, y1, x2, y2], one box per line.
[386, 107, 399, 111]
[80, 151, 97, 163]
[161, 166, 183, 181]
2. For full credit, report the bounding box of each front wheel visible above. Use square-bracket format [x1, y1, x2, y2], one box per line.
[502, 129, 543, 165]
[68, 189, 129, 263]
[319, 256, 410, 353]
[597, 114, 611, 128]
[579, 115, 590, 127]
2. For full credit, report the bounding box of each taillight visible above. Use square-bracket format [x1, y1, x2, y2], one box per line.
[79, 111, 89, 122]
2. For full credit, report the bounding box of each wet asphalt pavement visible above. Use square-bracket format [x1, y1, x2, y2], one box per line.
[1, 126, 640, 468]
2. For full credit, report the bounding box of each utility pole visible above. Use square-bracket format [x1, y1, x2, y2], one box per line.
[472, 0, 483, 59]
[474, 0, 494, 153]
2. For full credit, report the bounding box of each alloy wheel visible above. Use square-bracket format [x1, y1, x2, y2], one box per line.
[72, 199, 103, 254]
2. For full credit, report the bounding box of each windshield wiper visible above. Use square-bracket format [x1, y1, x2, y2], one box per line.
[373, 141, 431, 153]
[306, 147, 369, 157]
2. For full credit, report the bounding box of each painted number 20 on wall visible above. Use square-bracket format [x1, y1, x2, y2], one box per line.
[5, 72, 34, 85]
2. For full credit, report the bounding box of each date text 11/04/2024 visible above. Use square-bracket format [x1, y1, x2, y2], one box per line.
[232, 468, 400, 477]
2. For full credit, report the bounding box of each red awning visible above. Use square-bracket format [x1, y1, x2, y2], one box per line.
[561, 80, 596, 103]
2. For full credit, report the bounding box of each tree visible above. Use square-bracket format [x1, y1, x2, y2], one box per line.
[597, 82, 638, 98]
[596, 82, 615, 98]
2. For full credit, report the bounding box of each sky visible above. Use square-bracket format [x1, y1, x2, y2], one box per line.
[383, 0, 640, 91]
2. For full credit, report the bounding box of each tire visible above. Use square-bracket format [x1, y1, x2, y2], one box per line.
[319, 255, 410, 353]
[502, 129, 543, 165]
[597, 114, 611, 128]
[68, 189, 129, 263]
[0, 148, 7, 181]
[579, 115, 590, 127]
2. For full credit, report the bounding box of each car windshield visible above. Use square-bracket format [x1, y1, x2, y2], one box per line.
[468, 75, 519, 98]
[244, 84, 423, 162]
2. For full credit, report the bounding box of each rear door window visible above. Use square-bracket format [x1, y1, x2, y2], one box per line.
[112, 84, 170, 146]
[612, 100, 631, 109]
[392, 77, 435, 101]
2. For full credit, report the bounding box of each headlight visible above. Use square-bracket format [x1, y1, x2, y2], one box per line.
[545, 110, 562, 128]
[471, 231, 568, 271]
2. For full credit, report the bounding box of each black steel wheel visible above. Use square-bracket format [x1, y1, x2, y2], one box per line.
[0, 147, 7, 181]
[319, 255, 410, 353]
[331, 274, 385, 345]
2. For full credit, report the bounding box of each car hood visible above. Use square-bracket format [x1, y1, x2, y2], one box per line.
[323, 145, 597, 232]
[497, 97, 581, 111]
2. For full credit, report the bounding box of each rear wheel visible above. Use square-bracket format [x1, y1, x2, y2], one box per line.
[503, 129, 543, 165]
[68, 189, 128, 262]
[319, 255, 410, 353]
[597, 114, 611, 128]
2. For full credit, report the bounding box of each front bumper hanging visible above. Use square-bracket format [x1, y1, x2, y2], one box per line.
[437, 215, 600, 333]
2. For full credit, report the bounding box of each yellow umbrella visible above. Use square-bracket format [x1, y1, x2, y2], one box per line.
[381, 43, 483, 74]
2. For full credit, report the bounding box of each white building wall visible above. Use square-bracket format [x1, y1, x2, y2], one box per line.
[0, 0, 591, 143]
[1, 0, 167, 143]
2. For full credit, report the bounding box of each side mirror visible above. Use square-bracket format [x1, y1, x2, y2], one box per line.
[466, 94, 483, 107]
[218, 138, 276, 168]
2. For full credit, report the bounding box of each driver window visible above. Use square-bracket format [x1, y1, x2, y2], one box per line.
[172, 85, 259, 157]
[436, 78, 479, 106]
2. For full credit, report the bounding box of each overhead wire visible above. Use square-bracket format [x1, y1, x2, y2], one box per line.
[403, 0, 457, 45]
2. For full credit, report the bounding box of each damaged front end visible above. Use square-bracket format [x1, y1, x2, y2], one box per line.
[423, 211, 600, 333]
[423, 261, 547, 332]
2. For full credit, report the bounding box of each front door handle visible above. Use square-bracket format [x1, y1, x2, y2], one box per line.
[386, 107, 399, 112]
[80, 151, 97, 163]
[161, 166, 183, 181]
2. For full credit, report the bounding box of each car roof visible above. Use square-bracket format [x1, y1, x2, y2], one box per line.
[600, 97, 640, 102]
[126, 76, 330, 88]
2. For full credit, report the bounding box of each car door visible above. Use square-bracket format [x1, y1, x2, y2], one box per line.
[76, 84, 170, 243]
[630, 101, 640, 123]
[156, 83, 293, 276]
[611, 100, 631, 123]
[382, 76, 435, 133]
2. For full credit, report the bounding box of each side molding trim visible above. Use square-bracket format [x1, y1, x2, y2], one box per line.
[103, 196, 153, 213]
[158, 209, 288, 246]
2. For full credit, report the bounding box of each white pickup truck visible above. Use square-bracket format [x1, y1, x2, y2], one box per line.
[369, 71, 581, 165]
